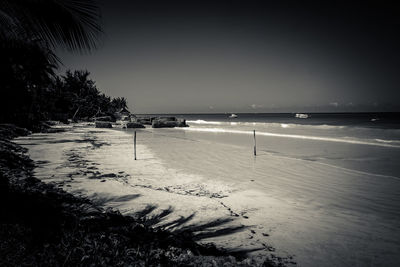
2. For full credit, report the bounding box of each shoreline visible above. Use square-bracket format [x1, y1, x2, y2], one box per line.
[10, 120, 399, 266]
[16, 124, 284, 256]
[119, 122, 400, 267]
[0, 124, 287, 266]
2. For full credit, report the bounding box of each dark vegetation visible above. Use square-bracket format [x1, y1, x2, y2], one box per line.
[1, 64, 128, 130]
[0, 0, 127, 131]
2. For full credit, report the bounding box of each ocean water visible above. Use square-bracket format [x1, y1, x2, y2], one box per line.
[16, 113, 400, 267]
[144, 112, 400, 177]
[133, 112, 400, 266]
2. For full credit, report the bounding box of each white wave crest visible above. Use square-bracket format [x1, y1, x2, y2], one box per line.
[187, 120, 222, 125]
[181, 127, 400, 148]
[193, 121, 347, 130]
[375, 139, 400, 144]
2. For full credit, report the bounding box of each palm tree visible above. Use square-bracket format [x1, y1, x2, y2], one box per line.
[112, 97, 128, 111]
[0, 0, 102, 52]
[0, 0, 102, 126]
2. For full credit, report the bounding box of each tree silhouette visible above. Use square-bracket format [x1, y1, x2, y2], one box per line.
[0, 0, 103, 128]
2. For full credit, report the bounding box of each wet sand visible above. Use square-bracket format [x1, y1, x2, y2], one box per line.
[1, 124, 275, 266]
[15, 124, 400, 266]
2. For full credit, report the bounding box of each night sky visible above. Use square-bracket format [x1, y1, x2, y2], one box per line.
[58, 0, 400, 113]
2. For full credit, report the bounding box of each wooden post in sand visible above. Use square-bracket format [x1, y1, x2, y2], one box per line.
[253, 130, 257, 156]
[134, 131, 137, 160]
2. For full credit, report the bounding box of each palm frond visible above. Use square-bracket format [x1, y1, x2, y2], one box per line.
[0, 3, 20, 41]
[1, 0, 103, 52]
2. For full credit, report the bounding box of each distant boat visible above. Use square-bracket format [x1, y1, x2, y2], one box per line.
[229, 113, 238, 118]
[295, 113, 309, 119]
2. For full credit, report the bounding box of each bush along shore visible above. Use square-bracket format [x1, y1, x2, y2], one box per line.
[0, 124, 288, 266]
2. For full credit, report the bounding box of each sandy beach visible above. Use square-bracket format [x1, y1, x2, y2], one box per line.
[3, 1, 400, 266]
[14, 122, 400, 267]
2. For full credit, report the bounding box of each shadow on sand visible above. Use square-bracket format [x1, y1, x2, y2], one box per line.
[91, 192, 267, 259]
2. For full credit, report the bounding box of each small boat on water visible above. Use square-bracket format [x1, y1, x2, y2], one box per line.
[229, 113, 238, 118]
[295, 113, 309, 119]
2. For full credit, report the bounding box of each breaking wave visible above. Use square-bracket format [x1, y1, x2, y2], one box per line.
[181, 127, 400, 148]
[187, 120, 347, 130]
[187, 120, 222, 125]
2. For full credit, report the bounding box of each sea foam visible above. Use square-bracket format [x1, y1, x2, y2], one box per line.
[181, 127, 400, 148]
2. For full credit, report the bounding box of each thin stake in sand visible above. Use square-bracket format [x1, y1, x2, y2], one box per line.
[134, 131, 137, 160]
[253, 130, 256, 156]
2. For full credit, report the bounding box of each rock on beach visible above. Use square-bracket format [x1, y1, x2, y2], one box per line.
[151, 117, 188, 128]
[126, 122, 145, 128]
[95, 121, 112, 128]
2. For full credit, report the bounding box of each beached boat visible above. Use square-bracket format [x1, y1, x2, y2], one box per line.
[229, 113, 238, 118]
[295, 113, 309, 119]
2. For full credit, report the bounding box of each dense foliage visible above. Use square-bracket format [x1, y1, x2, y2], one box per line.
[0, 64, 128, 129]
[43, 69, 128, 123]
[0, 0, 105, 129]
[0, 2, 126, 129]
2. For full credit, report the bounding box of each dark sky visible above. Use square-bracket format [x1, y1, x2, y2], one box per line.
[58, 0, 400, 113]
